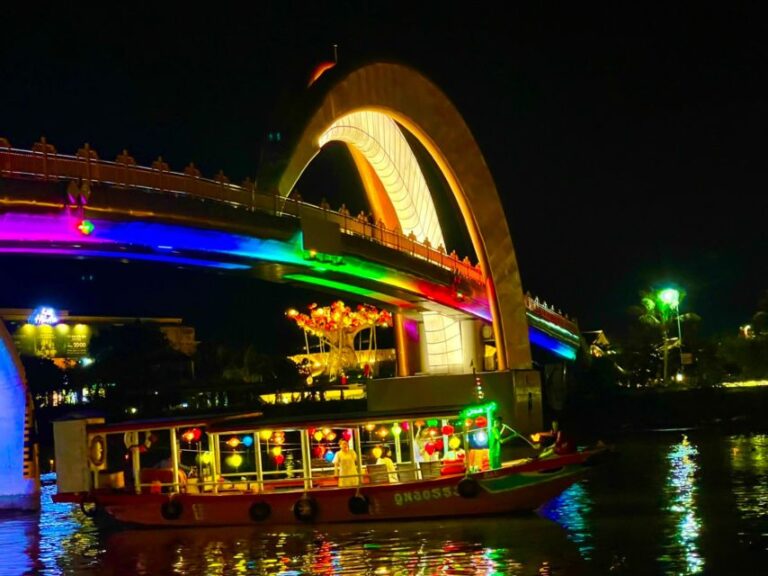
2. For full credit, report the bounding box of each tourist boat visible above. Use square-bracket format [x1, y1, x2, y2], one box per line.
[52, 401, 606, 527]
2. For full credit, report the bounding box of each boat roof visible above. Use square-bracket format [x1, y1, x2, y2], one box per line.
[86, 404, 466, 435]
[87, 412, 261, 435]
[206, 404, 465, 433]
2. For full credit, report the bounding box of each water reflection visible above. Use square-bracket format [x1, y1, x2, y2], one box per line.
[539, 482, 594, 560]
[661, 435, 704, 575]
[0, 482, 582, 575]
[729, 434, 768, 551]
[96, 519, 575, 575]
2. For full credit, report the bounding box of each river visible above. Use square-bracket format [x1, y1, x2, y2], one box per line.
[1, 429, 766, 575]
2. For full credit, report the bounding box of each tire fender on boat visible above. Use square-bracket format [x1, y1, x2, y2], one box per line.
[348, 493, 370, 515]
[457, 477, 481, 498]
[160, 498, 183, 520]
[293, 495, 318, 522]
[249, 501, 272, 522]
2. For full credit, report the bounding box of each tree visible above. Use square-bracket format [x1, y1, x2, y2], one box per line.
[630, 287, 700, 385]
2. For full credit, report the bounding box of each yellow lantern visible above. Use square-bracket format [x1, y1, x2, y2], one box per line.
[448, 436, 461, 450]
[313, 430, 325, 442]
[531, 433, 541, 443]
[371, 446, 383, 459]
[271, 446, 282, 456]
[326, 432, 337, 441]
[391, 423, 402, 436]
[259, 429, 273, 441]
[364, 423, 376, 432]
[225, 454, 243, 468]
[227, 437, 240, 448]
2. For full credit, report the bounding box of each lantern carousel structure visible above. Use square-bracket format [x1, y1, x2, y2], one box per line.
[286, 301, 393, 381]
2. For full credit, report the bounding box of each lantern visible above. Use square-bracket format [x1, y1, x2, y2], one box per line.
[226, 454, 243, 468]
[259, 429, 273, 441]
[324, 450, 335, 463]
[314, 445, 325, 458]
[475, 416, 488, 428]
[371, 446, 383, 459]
[424, 442, 436, 456]
[274, 454, 285, 466]
[364, 423, 376, 432]
[242, 435, 254, 447]
[271, 446, 282, 457]
[441, 424, 455, 436]
[227, 437, 240, 448]
[448, 436, 462, 450]
[325, 432, 337, 442]
[182, 429, 196, 443]
[435, 438, 444, 451]
[314, 430, 325, 442]
[342, 430, 352, 442]
[392, 423, 402, 436]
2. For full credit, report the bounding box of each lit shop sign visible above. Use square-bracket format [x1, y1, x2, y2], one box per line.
[29, 307, 59, 325]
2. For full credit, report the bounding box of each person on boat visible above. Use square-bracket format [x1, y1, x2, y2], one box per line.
[489, 415, 518, 469]
[376, 447, 398, 483]
[333, 440, 360, 487]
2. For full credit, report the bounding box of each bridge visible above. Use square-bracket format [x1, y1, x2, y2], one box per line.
[0, 62, 581, 509]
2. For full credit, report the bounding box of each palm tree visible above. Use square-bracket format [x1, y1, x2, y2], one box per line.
[633, 288, 700, 385]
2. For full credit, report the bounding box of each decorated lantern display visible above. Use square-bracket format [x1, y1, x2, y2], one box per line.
[286, 301, 392, 380]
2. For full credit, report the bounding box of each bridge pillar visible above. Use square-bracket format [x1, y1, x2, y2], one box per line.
[0, 322, 39, 511]
[394, 312, 423, 376]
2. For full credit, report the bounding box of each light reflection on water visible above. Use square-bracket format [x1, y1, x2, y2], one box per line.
[539, 483, 593, 560]
[661, 436, 704, 575]
[729, 434, 768, 552]
[4, 435, 768, 574]
[1, 474, 583, 575]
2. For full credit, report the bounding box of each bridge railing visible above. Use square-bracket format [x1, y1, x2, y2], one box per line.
[0, 141, 485, 285]
[524, 293, 579, 336]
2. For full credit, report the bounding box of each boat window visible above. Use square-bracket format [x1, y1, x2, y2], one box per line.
[255, 429, 303, 483]
[219, 432, 259, 479]
[308, 426, 351, 475]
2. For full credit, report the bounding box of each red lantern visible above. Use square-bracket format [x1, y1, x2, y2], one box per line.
[441, 424, 455, 436]
[434, 438, 444, 451]
[475, 416, 488, 428]
[314, 445, 325, 458]
[274, 454, 285, 465]
[424, 442, 436, 456]
[191, 428, 202, 442]
[342, 430, 352, 442]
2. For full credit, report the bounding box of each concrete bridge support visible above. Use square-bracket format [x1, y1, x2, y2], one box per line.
[0, 322, 39, 511]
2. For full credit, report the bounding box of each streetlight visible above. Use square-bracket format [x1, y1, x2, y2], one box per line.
[658, 287, 683, 385]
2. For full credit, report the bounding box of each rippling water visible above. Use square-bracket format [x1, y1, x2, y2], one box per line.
[2, 432, 768, 575]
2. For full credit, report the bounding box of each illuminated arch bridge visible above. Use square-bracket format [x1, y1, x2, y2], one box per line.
[0, 62, 581, 508]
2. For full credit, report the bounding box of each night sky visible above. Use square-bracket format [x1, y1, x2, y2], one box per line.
[1, 4, 766, 347]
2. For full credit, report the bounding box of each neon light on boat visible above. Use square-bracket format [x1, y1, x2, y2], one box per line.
[528, 327, 578, 360]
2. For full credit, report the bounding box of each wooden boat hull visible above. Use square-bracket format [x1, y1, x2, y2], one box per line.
[63, 450, 601, 527]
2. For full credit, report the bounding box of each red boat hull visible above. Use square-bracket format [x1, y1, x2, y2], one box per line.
[61, 450, 603, 527]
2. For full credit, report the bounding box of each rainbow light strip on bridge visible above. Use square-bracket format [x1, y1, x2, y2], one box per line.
[0, 212, 490, 319]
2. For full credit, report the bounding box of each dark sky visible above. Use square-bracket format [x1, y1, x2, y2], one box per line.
[1, 4, 766, 345]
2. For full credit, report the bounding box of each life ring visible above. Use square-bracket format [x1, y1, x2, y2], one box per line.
[458, 477, 481, 498]
[124, 431, 153, 451]
[160, 498, 183, 521]
[348, 494, 369, 515]
[249, 501, 272, 522]
[293, 496, 318, 522]
[88, 435, 106, 468]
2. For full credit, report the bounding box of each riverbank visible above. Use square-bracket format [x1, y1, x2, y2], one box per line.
[553, 385, 768, 438]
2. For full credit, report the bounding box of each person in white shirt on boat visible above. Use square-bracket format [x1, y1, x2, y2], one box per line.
[376, 447, 398, 483]
[333, 440, 360, 487]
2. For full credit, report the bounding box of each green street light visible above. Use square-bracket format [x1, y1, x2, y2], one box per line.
[657, 287, 683, 385]
[658, 288, 680, 309]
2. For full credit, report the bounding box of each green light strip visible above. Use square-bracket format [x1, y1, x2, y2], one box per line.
[526, 312, 580, 343]
[284, 274, 411, 307]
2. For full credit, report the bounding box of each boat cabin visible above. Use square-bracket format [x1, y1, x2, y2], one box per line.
[54, 402, 507, 497]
